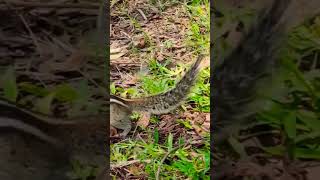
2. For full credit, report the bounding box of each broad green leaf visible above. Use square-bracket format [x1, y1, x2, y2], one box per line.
[19, 82, 49, 97]
[2, 66, 18, 102]
[295, 148, 320, 159]
[263, 145, 286, 156]
[295, 131, 320, 143]
[53, 83, 78, 102]
[297, 110, 320, 132]
[110, 82, 116, 94]
[35, 93, 55, 115]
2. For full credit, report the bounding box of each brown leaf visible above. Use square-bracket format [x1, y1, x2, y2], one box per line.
[38, 50, 86, 73]
[110, 126, 118, 136]
[123, 75, 139, 86]
[128, 165, 143, 176]
[136, 112, 150, 128]
[202, 113, 210, 132]
[137, 37, 146, 48]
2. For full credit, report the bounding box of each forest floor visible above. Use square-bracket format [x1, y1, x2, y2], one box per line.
[0, 0, 108, 179]
[110, 0, 210, 179]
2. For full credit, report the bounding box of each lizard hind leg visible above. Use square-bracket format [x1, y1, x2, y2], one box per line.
[112, 116, 132, 138]
[118, 121, 132, 137]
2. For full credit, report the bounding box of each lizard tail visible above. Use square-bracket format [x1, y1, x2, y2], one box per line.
[122, 55, 205, 114]
[213, 0, 292, 137]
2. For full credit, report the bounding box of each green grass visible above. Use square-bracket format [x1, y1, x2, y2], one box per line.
[255, 17, 320, 160]
[212, 2, 320, 172]
[215, 2, 320, 161]
[185, 0, 210, 55]
[111, 135, 210, 179]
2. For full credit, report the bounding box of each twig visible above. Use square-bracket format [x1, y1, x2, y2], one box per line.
[137, 8, 148, 22]
[111, 159, 151, 169]
[131, 123, 139, 139]
[17, 14, 42, 58]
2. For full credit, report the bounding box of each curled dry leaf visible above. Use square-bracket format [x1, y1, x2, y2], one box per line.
[137, 37, 146, 48]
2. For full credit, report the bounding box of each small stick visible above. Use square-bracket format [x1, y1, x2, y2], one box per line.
[137, 8, 148, 22]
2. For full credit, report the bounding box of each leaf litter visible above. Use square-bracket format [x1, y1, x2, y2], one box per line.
[0, 0, 107, 118]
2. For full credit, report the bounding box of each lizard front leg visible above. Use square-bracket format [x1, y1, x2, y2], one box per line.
[110, 102, 132, 137]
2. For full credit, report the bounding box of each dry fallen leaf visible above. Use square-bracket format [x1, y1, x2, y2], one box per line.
[200, 56, 210, 69]
[38, 50, 86, 73]
[128, 164, 144, 176]
[110, 126, 118, 136]
[111, 46, 127, 60]
[202, 113, 210, 132]
[137, 37, 146, 49]
[110, 52, 126, 60]
[122, 74, 139, 86]
[136, 112, 151, 128]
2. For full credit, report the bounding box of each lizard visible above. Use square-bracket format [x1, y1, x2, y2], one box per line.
[110, 54, 205, 137]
